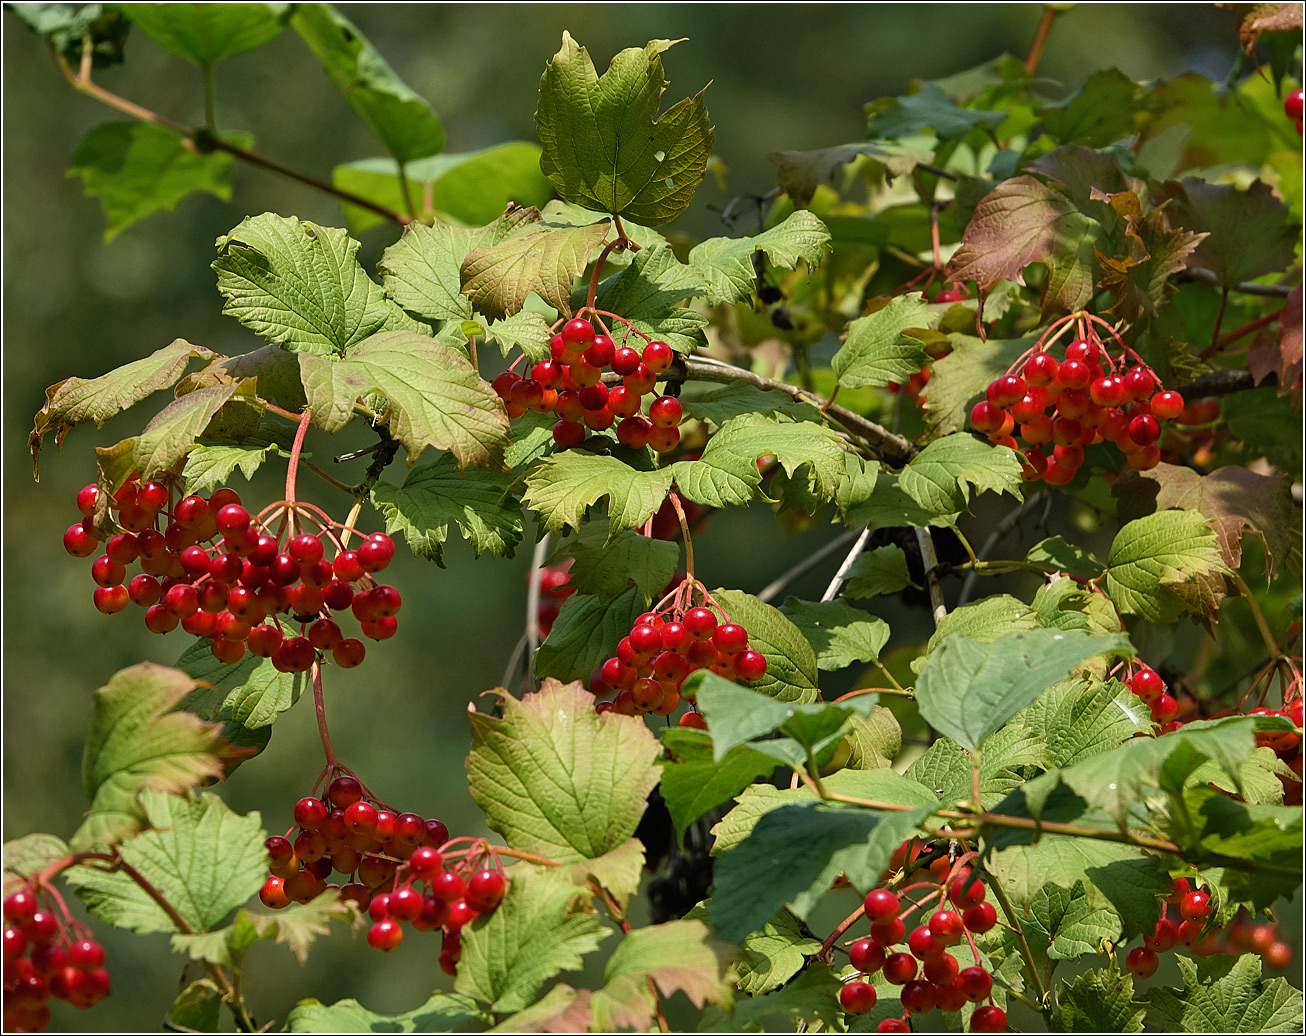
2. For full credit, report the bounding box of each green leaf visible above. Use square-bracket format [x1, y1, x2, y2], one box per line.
[559, 525, 679, 605]
[179, 343, 308, 412]
[1026, 536, 1106, 581]
[168, 980, 222, 1033]
[710, 803, 930, 941]
[1057, 967, 1145, 1033]
[299, 330, 510, 469]
[897, 433, 1024, 515]
[916, 628, 1135, 752]
[680, 212, 831, 305]
[681, 382, 809, 429]
[585, 243, 708, 353]
[904, 724, 1052, 808]
[671, 412, 849, 510]
[1103, 510, 1232, 622]
[866, 82, 1007, 141]
[703, 963, 845, 1032]
[456, 866, 609, 1013]
[466, 678, 660, 862]
[66, 789, 265, 934]
[1017, 678, 1151, 766]
[460, 216, 611, 319]
[1031, 580, 1122, 639]
[1112, 463, 1297, 579]
[925, 596, 1039, 657]
[560, 838, 646, 912]
[70, 121, 239, 242]
[779, 597, 889, 671]
[843, 707, 903, 770]
[659, 727, 780, 841]
[118, 3, 288, 65]
[133, 380, 260, 479]
[176, 637, 305, 731]
[2, 834, 72, 880]
[1023, 881, 1121, 962]
[920, 334, 1033, 439]
[371, 453, 524, 564]
[589, 919, 734, 1031]
[535, 33, 713, 226]
[285, 993, 484, 1033]
[711, 589, 821, 704]
[523, 452, 674, 539]
[831, 294, 932, 389]
[768, 139, 933, 206]
[290, 4, 443, 163]
[1038, 67, 1149, 148]
[74, 663, 229, 851]
[379, 215, 516, 325]
[181, 433, 290, 496]
[1159, 177, 1298, 288]
[213, 214, 411, 356]
[533, 586, 647, 685]
[733, 909, 821, 996]
[841, 472, 961, 531]
[172, 896, 353, 968]
[841, 545, 916, 598]
[485, 985, 592, 1034]
[29, 338, 214, 472]
[333, 144, 553, 234]
[1145, 953, 1304, 1033]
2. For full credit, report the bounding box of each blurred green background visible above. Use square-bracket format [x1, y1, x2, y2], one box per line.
[2, 4, 1257, 1031]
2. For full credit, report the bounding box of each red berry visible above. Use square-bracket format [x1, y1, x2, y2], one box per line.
[900, 978, 936, 1015]
[864, 887, 900, 923]
[328, 775, 363, 808]
[466, 870, 506, 912]
[1023, 352, 1059, 386]
[971, 1004, 1007, 1032]
[683, 607, 718, 640]
[1151, 390, 1184, 420]
[1180, 890, 1211, 922]
[611, 347, 641, 376]
[924, 952, 959, 985]
[907, 925, 944, 961]
[648, 395, 683, 428]
[1265, 941, 1294, 969]
[23, 911, 57, 944]
[948, 873, 986, 908]
[876, 1022, 910, 1034]
[839, 979, 878, 1014]
[643, 340, 673, 373]
[1151, 693, 1179, 724]
[357, 534, 395, 573]
[928, 909, 964, 944]
[733, 650, 767, 682]
[1146, 917, 1179, 953]
[848, 938, 886, 974]
[1126, 945, 1158, 978]
[957, 966, 992, 1002]
[1287, 89, 1305, 122]
[962, 901, 997, 934]
[870, 917, 906, 945]
[1130, 667, 1165, 701]
[562, 318, 596, 347]
[882, 951, 918, 984]
[678, 711, 708, 730]
[987, 375, 1027, 407]
[367, 919, 403, 952]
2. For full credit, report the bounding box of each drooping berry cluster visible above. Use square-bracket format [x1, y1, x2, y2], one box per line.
[838, 842, 1006, 1033]
[4, 884, 110, 1033]
[258, 775, 501, 976]
[491, 316, 684, 453]
[587, 579, 767, 720]
[1127, 664, 1183, 730]
[64, 479, 401, 671]
[970, 321, 1187, 484]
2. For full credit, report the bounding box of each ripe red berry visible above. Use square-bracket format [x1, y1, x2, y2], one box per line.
[357, 534, 396, 573]
[1151, 693, 1179, 723]
[367, 919, 403, 952]
[1265, 941, 1294, 969]
[928, 909, 964, 944]
[971, 1004, 1007, 1032]
[882, 951, 918, 984]
[1023, 352, 1059, 386]
[648, 395, 683, 428]
[1150, 390, 1184, 420]
[876, 1021, 910, 1034]
[611, 347, 642, 376]
[948, 873, 986, 908]
[864, 887, 900, 923]
[900, 978, 936, 1015]
[848, 937, 886, 974]
[467, 870, 506, 913]
[678, 711, 708, 730]
[1130, 667, 1165, 701]
[907, 924, 945, 960]
[962, 901, 997, 933]
[924, 952, 959, 985]
[870, 917, 906, 945]
[957, 965, 992, 1002]
[1126, 945, 1159, 978]
[1287, 89, 1305, 122]
[328, 775, 364, 808]
[839, 979, 878, 1014]
[1180, 890, 1211, 922]
[733, 650, 767, 682]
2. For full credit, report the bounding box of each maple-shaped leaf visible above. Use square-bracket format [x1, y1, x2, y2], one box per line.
[29, 339, 215, 478]
[1249, 284, 1303, 391]
[523, 452, 674, 538]
[171, 895, 355, 969]
[583, 243, 709, 353]
[1158, 177, 1299, 287]
[947, 175, 1101, 316]
[831, 294, 932, 390]
[299, 330, 510, 470]
[1022, 881, 1121, 964]
[466, 679, 660, 862]
[1057, 968, 1146, 1033]
[897, 433, 1024, 515]
[589, 920, 734, 1031]
[1113, 463, 1295, 579]
[460, 213, 611, 319]
[73, 663, 232, 851]
[535, 34, 713, 226]
[379, 214, 520, 325]
[1146, 952, 1303, 1033]
[678, 212, 830, 306]
[1103, 509, 1232, 623]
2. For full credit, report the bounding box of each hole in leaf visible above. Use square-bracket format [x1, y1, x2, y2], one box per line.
[665, 178, 675, 188]
[653, 150, 666, 163]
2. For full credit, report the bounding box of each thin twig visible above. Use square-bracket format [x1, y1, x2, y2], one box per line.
[957, 492, 1044, 607]
[915, 528, 947, 626]
[1181, 268, 1295, 297]
[821, 526, 871, 602]
[1024, 4, 1061, 77]
[757, 528, 862, 603]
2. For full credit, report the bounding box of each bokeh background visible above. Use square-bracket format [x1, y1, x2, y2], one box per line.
[1, 4, 1272, 1031]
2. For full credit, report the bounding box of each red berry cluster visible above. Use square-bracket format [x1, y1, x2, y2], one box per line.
[1126, 664, 1183, 730]
[587, 583, 767, 720]
[838, 845, 1005, 1033]
[257, 775, 500, 976]
[64, 479, 401, 672]
[491, 317, 684, 453]
[4, 885, 110, 1033]
[971, 336, 1185, 484]
[1287, 88, 1304, 134]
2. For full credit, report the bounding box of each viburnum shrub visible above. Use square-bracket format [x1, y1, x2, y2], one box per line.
[5, 4, 1304, 1034]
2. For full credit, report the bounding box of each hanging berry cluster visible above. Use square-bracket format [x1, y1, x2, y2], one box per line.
[837, 840, 1006, 1033]
[491, 315, 684, 452]
[588, 576, 767, 721]
[3, 884, 110, 1033]
[970, 313, 1190, 485]
[63, 478, 401, 673]
[257, 773, 503, 974]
